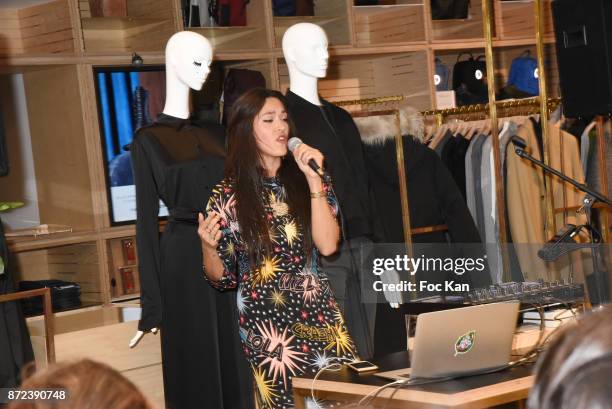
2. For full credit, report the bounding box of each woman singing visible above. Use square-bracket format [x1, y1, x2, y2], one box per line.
[199, 88, 357, 408]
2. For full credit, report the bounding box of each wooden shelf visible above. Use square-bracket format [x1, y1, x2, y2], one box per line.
[7, 230, 98, 253]
[110, 293, 141, 304]
[274, 15, 350, 46]
[494, 0, 554, 39]
[82, 17, 174, 52]
[0, 0, 76, 56]
[430, 36, 556, 50]
[280, 51, 432, 110]
[26, 303, 119, 335]
[431, 0, 485, 41]
[76, 0, 177, 53]
[11, 242, 104, 305]
[353, 5, 426, 46]
[189, 26, 269, 51]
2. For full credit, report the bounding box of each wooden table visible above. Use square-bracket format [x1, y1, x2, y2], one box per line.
[292, 325, 553, 409]
[292, 351, 534, 408]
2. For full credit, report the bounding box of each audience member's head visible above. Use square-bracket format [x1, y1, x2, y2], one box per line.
[9, 359, 154, 409]
[528, 306, 612, 409]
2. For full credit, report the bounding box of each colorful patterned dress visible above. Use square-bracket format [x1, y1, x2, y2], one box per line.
[206, 176, 358, 408]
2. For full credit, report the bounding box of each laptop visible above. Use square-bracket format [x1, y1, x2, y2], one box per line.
[376, 301, 520, 381]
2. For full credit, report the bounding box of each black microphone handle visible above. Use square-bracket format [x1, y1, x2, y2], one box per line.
[307, 159, 332, 183]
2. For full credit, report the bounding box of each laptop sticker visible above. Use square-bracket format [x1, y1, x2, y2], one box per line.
[454, 331, 476, 356]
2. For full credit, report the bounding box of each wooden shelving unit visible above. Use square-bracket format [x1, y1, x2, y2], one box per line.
[0, 0, 561, 319]
[0, 0, 77, 56]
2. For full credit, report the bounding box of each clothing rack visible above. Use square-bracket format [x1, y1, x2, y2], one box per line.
[335, 95, 405, 107]
[334, 95, 449, 254]
[423, 96, 563, 273]
[421, 97, 562, 125]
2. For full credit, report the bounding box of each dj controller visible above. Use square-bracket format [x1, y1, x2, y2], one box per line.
[463, 280, 585, 305]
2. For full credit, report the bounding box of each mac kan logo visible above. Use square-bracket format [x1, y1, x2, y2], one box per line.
[454, 330, 476, 356]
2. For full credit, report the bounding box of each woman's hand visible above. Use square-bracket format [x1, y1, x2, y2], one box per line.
[292, 142, 325, 182]
[198, 212, 222, 249]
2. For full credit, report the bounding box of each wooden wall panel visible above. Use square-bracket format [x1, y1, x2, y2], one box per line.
[23, 66, 95, 230]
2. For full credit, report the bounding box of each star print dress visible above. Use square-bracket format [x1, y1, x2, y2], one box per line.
[206, 177, 358, 409]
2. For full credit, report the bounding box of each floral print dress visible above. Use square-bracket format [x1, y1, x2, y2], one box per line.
[206, 177, 358, 409]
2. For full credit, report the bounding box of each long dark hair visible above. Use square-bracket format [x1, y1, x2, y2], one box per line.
[225, 88, 311, 264]
[527, 306, 612, 409]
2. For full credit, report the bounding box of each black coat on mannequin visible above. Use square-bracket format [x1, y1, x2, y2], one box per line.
[131, 114, 253, 409]
[285, 90, 379, 359]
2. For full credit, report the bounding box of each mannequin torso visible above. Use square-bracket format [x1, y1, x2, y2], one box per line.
[129, 31, 253, 409]
[282, 23, 377, 359]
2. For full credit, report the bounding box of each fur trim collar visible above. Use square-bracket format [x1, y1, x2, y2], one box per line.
[354, 106, 424, 145]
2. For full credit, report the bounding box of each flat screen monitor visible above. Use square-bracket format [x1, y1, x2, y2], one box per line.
[94, 65, 168, 225]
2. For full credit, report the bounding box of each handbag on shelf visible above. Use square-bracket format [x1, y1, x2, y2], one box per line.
[272, 0, 295, 16]
[431, 0, 470, 20]
[222, 68, 266, 124]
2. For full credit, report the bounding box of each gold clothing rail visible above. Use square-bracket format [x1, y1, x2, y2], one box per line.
[334, 95, 404, 107]
[421, 97, 562, 123]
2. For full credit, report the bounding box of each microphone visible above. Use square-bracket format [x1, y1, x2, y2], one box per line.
[537, 224, 583, 262]
[287, 137, 332, 182]
[510, 136, 528, 158]
[510, 135, 527, 150]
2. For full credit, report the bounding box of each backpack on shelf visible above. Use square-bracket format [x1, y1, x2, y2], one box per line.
[453, 53, 488, 106]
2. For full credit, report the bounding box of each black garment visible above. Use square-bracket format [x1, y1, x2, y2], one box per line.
[285, 91, 379, 359]
[284, 91, 373, 240]
[363, 135, 482, 245]
[0, 217, 34, 388]
[131, 114, 252, 409]
[362, 135, 489, 356]
[440, 134, 470, 200]
[0, 99, 8, 176]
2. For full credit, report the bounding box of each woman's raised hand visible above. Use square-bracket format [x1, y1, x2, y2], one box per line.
[198, 212, 222, 249]
[292, 142, 325, 181]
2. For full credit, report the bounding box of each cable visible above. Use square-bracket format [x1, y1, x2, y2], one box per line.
[356, 380, 405, 407]
[309, 357, 356, 409]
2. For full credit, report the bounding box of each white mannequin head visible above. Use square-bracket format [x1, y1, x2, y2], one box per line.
[282, 23, 329, 105]
[163, 31, 213, 118]
[165, 31, 213, 91]
[282, 23, 329, 79]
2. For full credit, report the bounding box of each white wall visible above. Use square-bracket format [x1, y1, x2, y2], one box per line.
[0, 74, 41, 230]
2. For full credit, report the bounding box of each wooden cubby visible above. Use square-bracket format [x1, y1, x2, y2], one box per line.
[494, 0, 554, 39]
[79, 0, 177, 53]
[0, 65, 96, 232]
[492, 44, 559, 97]
[353, 3, 426, 46]
[222, 59, 276, 89]
[279, 51, 432, 109]
[0, 0, 76, 56]
[431, 0, 486, 42]
[107, 236, 139, 300]
[11, 241, 103, 307]
[433, 43, 559, 108]
[188, 0, 272, 52]
[274, 0, 351, 47]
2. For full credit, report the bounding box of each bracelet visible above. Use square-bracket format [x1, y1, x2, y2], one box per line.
[310, 190, 326, 199]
